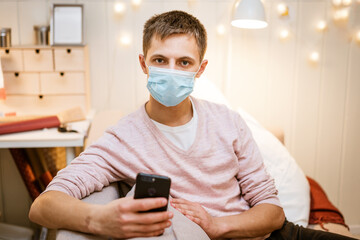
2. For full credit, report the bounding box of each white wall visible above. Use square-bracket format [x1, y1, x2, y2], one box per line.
[0, 0, 359, 229]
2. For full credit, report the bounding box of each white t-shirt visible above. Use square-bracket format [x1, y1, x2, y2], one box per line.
[151, 100, 198, 151]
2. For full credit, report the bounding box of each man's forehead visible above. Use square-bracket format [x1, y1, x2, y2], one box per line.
[147, 33, 200, 60]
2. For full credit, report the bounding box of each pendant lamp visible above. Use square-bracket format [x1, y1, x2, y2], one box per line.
[231, 0, 268, 29]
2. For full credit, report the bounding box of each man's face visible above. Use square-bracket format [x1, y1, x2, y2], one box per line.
[141, 34, 205, 74]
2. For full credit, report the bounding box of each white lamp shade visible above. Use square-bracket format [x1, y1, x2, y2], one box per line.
[231, 0, 268, 29]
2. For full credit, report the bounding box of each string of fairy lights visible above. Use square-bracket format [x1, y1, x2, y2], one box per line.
[113, 0, 141, 46]
[275, 0, 360, 63]
[112, 0, 360, 64]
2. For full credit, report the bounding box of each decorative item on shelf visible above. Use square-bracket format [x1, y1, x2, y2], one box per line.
[51, 4, 84, 45]
[34, 25, 50, 45]
[231, 0, 268, 29]
[0, 28, 11, 48]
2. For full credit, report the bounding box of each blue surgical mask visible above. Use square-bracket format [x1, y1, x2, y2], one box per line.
[146, 65, 199, 107]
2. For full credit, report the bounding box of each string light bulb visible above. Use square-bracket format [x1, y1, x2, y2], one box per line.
[333, 8, 349, 21]
[217, 24, 226, 36]
[119, 34, 131, 46]
[309, 51, 320, 63]
[277, 3, 289, 16]
[114, 2, 126, 14]
[342, 0, 352, 6]
[317, 20, 327, 31]
[279, 29, 290, 39]
[355, 31, 360, 43]
[132, 0, 142, 7]
[188, 0, 197, 7]
[332, 0, 342, 6]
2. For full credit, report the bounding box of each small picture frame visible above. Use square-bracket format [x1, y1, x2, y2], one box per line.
[51, 4, 84, 45]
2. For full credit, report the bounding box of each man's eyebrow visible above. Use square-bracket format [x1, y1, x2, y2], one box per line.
[178, 56, 196, 61]
[149, 54, 196, 62]
[149, 54, 167, 59]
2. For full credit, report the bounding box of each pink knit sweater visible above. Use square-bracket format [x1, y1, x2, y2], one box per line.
[45, 97, 281, 217]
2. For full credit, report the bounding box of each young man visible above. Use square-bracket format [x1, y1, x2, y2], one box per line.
[29, 11, 355, 240]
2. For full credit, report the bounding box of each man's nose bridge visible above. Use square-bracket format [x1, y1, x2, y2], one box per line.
[169, 59, 176, 69]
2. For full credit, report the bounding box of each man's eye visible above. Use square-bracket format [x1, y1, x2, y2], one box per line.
[155, 59, 164, 64]
[181, 61, 189, 66]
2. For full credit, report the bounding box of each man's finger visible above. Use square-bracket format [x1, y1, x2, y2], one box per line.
[171, 202, 196, 212]
[129, 197, 168, 212]
[124, 211, 173, 225]
[171, 198, 191, 204]
[123, 220, 172, 233]
[123, 229, 165, 239]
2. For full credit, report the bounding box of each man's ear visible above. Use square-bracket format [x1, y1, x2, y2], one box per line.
[195, 59, 208, 78]
[139, 54, 148, 74]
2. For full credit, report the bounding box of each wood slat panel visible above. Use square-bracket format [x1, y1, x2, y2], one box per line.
[80, 1, 109, 110]
[338, 39, 360, 225]
[104, 1, 137, 116]
[265, 0, 298, 146]
[227, 18, 271, 125]
[290, 1, 326, 177]
[0, 2, 19, 46]
[315, 1, 350, 206]
[18, 1, 49, 45]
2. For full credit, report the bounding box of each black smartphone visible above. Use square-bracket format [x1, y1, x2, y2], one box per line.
[134, 173, 171, 212]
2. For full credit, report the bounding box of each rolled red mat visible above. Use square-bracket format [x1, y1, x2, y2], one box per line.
[0, 116, 61, 135]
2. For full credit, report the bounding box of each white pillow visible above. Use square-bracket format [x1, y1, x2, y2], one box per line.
[193, 77, 310, 227]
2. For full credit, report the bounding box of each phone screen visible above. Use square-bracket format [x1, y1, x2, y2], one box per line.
[134, 173, 171, 212]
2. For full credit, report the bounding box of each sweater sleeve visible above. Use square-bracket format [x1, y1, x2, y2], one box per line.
[234, 113, 282, 208]
[43, 129, 134, 199]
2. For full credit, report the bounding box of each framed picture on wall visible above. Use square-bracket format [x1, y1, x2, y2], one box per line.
[51, 4, 84, 45]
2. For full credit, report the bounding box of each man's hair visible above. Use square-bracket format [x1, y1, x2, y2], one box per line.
[143, 10, 207, 61]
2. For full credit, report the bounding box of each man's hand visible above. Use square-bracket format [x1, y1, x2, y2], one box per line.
[170, 198, 220, 239]
[171, 199, 285, 240]
[29, 191, 173, 239]
[89, 197, 173, 239]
